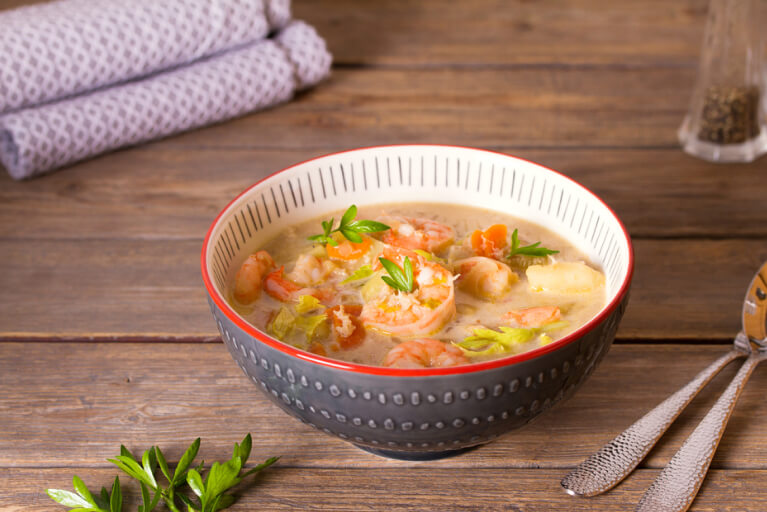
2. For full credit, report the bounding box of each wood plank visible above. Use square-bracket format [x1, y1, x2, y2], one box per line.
[294, 0, 709, 68]
[2, 343, 767, 471]
[1, 0, 708, 68]
[1, 238, 762, 340]
[4, 467, 765, 512]
[141, 66, 694, 150]
[2, 147, 765, 240]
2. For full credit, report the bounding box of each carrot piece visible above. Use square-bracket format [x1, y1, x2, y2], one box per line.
[327, 305, 365, 349]
[504, 306, 561, 328]
[327, 236, 372, 261]
[470, 224, 508, 258]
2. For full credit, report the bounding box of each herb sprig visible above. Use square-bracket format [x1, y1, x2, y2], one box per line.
[379, 256, 415, 293]
[308, 205, 390, 246]
[508, 228, 559, 258]
[47, 434, 278, 512]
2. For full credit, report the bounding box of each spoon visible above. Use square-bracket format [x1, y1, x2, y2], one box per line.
[636, 262, 767, 511]
[561, 262, 767, 499]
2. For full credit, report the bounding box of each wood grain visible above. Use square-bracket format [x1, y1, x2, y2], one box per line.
[0, 0, 708, 68]
[2, 343, 767, 472]
[4, 467, 765, 512]
[1, 238, 762, 340]
[2, 148, 765, 240]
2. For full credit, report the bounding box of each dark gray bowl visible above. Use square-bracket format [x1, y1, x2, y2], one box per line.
[202, 145, 634, 460]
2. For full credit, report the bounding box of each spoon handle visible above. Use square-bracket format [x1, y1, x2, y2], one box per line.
[636, 353, 763, 512]
[561, 349, 744, 497]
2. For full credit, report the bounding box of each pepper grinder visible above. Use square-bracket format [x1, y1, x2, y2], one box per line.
[678, 0, 767, 163]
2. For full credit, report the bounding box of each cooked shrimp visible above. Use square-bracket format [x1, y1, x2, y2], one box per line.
[454, 256, 518, 300]
[328, 304, 365, 349]
[233, 250, 275, 303]
[383, 338, 469, 368]
[264, 266, 333, 304]
[360, 247, 456, 337]
[378, 215, 454, 253]
[286, 253, 337, 287]
[504, 306, 561, 327]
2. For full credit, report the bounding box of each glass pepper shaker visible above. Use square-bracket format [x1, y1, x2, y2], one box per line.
[678, 0, 767, 163]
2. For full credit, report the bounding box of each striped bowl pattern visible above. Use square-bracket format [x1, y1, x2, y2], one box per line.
[201, 145, 633, 459]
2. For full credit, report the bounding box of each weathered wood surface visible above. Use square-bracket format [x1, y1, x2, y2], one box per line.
[2, 343, 766, 471]
[4, 468, 766, 512]
[2, 147, 766, 240]
[2, 238, 762, 340]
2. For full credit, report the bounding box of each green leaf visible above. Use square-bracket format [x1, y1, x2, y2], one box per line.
[110, 476, 122, 512]
[267, 306, 296, 340]
[213, 494, 236, 511]
[339, 205, 357, 228]
[109, 456, 156, 489]
[341, 265, 374, 284]
[119, 445, 137, 462]
[140, 482, 151, 512]
[378, 257, 414, 293]
[73, 475, 95, 504]
[47, 489, 93, 508]
[154, 446, 172, 483]
[346, 219, 390, 233]
[235, 433, 252, 467]
[173, 438, 201, 486]
[294, 294, 324, 314]
[141, 449, 158, 489]
[456, 326, 537, 358]
[187, 469, 205, 498]
[242, 456, 280, 477]
[339, 228, 362, 243]
[98, 487, 110, 510]
[205, 457, 242, 500]
[508, 228, 559, 258]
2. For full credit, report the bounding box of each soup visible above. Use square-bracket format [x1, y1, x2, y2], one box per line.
[228, 203, 606, 368]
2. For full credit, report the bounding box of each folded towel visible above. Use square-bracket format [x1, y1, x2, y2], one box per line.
[0, 20, 332, 180]
[0, 0, 291, 114]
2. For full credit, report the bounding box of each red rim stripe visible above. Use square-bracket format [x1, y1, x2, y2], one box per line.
[201, 145, 634, 377]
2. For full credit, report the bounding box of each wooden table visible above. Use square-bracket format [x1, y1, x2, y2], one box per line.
[2, 1, 767, 510]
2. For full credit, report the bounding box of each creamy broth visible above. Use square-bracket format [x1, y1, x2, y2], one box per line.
[228, 203, 606, 368]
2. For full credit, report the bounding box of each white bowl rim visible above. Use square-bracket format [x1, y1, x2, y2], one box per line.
[201, 144, 634, 376]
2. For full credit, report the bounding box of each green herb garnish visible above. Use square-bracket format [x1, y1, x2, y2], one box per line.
[47, 435, 278, 512]
[508, 228, 559, 258]
[379, 256, 415, 293]
[308, 205, 390, 246]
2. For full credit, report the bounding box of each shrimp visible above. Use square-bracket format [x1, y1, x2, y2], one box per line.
[233, 250, 275, 304]
[360, 247, 456, 337]
[454, 256, 518, 300]
[264, 266, 333, 304]
[504, 306, 561, 327]
[327, 304, 365, 349]
[377, 215, 454, 253]
[286, 253, 337, 287]
[383, 338, 469, 368]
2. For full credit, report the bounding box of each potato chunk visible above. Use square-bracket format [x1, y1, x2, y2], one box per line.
[526, 262, 605, 294]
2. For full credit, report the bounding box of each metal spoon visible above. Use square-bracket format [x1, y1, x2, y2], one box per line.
[561, 262, 767, 498]
[636, 262, 767, 512]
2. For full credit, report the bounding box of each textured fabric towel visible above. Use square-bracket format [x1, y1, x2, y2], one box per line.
[0, 0, 291, 113]
[0, 21, 332, 180]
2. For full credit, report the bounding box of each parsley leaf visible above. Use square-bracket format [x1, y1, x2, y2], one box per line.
[309, 205, 390, 246]
[379, 256, 414, 293]
[508, 228, 559, 258]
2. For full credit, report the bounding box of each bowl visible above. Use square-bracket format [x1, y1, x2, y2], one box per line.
[201, 145, 633, 460]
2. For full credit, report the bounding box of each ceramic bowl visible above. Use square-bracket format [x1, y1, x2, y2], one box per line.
[201, 145, 633, 460]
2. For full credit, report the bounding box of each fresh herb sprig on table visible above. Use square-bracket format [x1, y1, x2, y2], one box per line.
[308, 205, 390, 246]
[47, 434, 278, 512]
[379, 256, 414, 293]
[507, 228, 559, 258]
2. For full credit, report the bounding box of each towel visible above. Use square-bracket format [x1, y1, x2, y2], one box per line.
[0, 20, 332, 180]
[0, 0, 291, 113]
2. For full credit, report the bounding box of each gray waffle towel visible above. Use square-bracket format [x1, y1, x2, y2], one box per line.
[0, 1, 332, 180]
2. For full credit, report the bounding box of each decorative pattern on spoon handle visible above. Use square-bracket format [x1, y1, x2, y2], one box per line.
[636, 353, 764, 512]
[561, 349, 744, 497]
